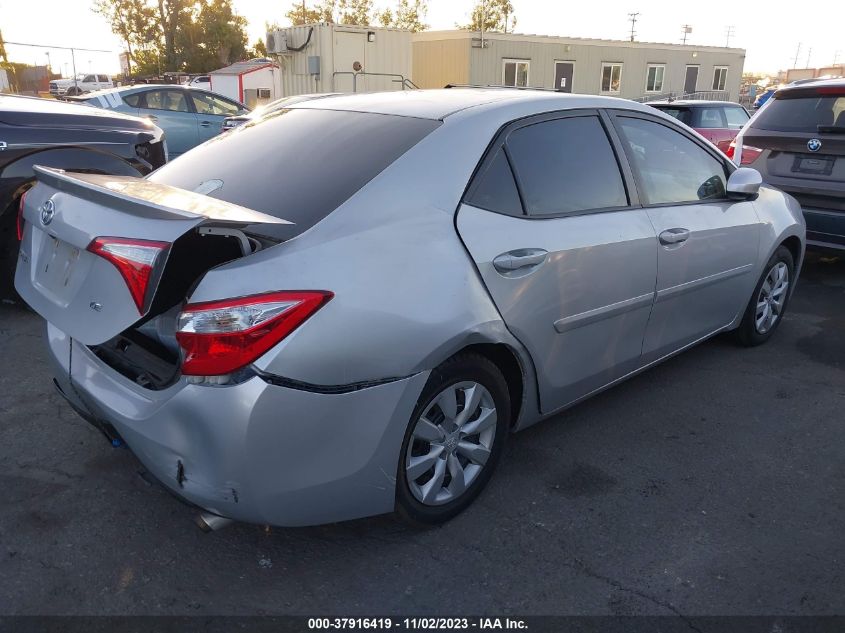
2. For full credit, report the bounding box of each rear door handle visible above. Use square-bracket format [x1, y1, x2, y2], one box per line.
[200, 121, 212, 127]
[493, 248, 548, 273]
[659, 228, 690, 245]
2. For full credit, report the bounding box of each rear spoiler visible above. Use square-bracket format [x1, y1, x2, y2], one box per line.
[33, 166, 291, 226]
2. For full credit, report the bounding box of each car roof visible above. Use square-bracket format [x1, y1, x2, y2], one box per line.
[647, 100, 743, 107]
[777, 77, 845, 93]
[288, 88, 655, 120]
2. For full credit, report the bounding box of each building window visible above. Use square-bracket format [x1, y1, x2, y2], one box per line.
[645, 64, 665, 92]
[712, 66, 728, 91]
[503, 59, 530, 87]
[601, 63, 623, 93]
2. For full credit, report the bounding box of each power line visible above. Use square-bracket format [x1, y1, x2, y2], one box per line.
[4, 40, 112, 53]
[628, 12, 640, 42]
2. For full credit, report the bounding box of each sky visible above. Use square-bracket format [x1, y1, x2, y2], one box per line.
[1, 0, 842, 77]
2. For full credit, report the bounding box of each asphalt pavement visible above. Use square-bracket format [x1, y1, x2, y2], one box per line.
[1, 253, 843, 616]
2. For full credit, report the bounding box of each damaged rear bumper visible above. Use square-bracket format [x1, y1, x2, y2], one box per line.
[47, 323, 429, 527]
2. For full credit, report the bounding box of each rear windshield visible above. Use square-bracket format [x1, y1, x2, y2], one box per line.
[754, 93, 845, 132]
[148, 108, 440, 240]
[651, 106, 692, 126]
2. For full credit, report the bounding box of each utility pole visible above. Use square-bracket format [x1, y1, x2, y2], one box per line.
[834, 50, 841, 65]
[806, 47, 812, 69]
[725, 26, 735, 48]
[681, 24, 692, 45]
[792, 42, 801, 69]
[628, 12, 639, 42]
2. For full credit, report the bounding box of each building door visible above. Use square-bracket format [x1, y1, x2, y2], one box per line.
[334, 31, 367, 92]
[554, 62, 574, 92]
[684, 65, 699, 95]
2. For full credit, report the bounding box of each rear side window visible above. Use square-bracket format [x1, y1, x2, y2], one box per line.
[755, 92, 845, 131]
[149, 109, 439, 241]
[506, 116, 628, 215]
[653, 107, 692, 125]
[466, 149, 523, 215]
[696, 107, 726, 129]
[123, 93, 141, 107]
[724, 107, 750, 129]
[617, 117, 727, 205]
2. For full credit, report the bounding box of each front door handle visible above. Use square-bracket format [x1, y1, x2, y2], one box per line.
[493, 248, 548, 273]
[659, 228, 690, 245]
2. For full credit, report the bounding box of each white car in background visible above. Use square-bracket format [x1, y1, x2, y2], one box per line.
[50, 73, 114, 96]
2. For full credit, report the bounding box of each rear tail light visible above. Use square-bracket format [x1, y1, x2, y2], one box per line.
[175, 291, 333, 376]
[726, 140, 764, 166]
[87, 237, 169, 313]
[16, 189, 29, 241]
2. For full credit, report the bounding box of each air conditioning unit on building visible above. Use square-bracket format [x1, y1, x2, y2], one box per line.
[265, 30, 288, 54]
[257, 88, 272, 99]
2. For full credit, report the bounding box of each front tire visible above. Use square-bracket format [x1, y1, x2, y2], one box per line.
[396, 353, 510, 525]
[735, 245, 794, 346]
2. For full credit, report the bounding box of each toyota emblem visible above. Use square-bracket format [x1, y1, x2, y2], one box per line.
[807, 138, 822, 152]
[40, 199, 55, 226]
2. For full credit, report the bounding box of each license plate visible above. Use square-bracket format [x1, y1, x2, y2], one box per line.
[792, 155, 835, 176]
[38, 236, 81, 291]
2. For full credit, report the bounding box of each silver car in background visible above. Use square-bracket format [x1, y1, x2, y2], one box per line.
[16, 90, 805, 528]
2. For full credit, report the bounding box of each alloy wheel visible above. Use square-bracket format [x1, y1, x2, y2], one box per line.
[405, 381, 497, 506]
[755, 261, 789, 334]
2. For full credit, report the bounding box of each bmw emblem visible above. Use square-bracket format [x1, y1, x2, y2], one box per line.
[40, 199, 55, 226]
[807, 138, 822, 152]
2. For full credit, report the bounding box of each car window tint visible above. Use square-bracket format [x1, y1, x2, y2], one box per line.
[83, 75, 95, 83]
[618, 117, 727, 205]
[724, 107, 750, 129]
[466, 148, 523, 215]
[143, 89, 190, 113]
[755, 94, 845, 131]
[697, 107, 726, 128]
[192, 92, 242, 116]
[506, 116, 627, 215]
[148, 109, 439, 241]
[654, 107, 692, 125]
[123, 92, 141, 108]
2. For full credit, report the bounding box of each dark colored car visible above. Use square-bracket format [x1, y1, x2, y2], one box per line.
[647, 100, 751, 153]
[728, 79, 845, 250]
[0, 94, 167, 299]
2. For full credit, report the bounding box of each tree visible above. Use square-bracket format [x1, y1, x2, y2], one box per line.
[337, 0, 372, 26]
[93, 0, 251, 74]
[93, 0, 157, 75]
[285, 1, 336, 25]
[0, 29, 8, 63]
[184, 0, 249, 70]
[375, 0, 428, 32]
[458, 0, 516, 33]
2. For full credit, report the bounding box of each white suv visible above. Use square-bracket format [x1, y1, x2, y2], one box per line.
[50, 74, 114, 97]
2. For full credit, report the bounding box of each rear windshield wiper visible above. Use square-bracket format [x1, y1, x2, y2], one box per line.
[817, 125, 845, 134]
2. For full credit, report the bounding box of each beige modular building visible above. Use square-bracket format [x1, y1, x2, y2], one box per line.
[413, 30, 746, 102]
[265, 23, 413, 97]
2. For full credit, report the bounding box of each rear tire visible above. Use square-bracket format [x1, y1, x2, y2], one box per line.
[735, 246, 794, 346]
[396, 353, 510, 525]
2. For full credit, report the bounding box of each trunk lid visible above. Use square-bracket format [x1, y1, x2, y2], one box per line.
[15, 166, 289, 345]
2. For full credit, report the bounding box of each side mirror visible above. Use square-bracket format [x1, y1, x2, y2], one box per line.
[726, 167, 762, 199]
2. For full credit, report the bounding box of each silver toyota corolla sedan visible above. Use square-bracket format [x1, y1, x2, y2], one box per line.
[16, 89, 805, 528]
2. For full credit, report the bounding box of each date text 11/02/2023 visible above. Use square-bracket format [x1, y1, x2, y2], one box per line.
[307, 618, 528, 630]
